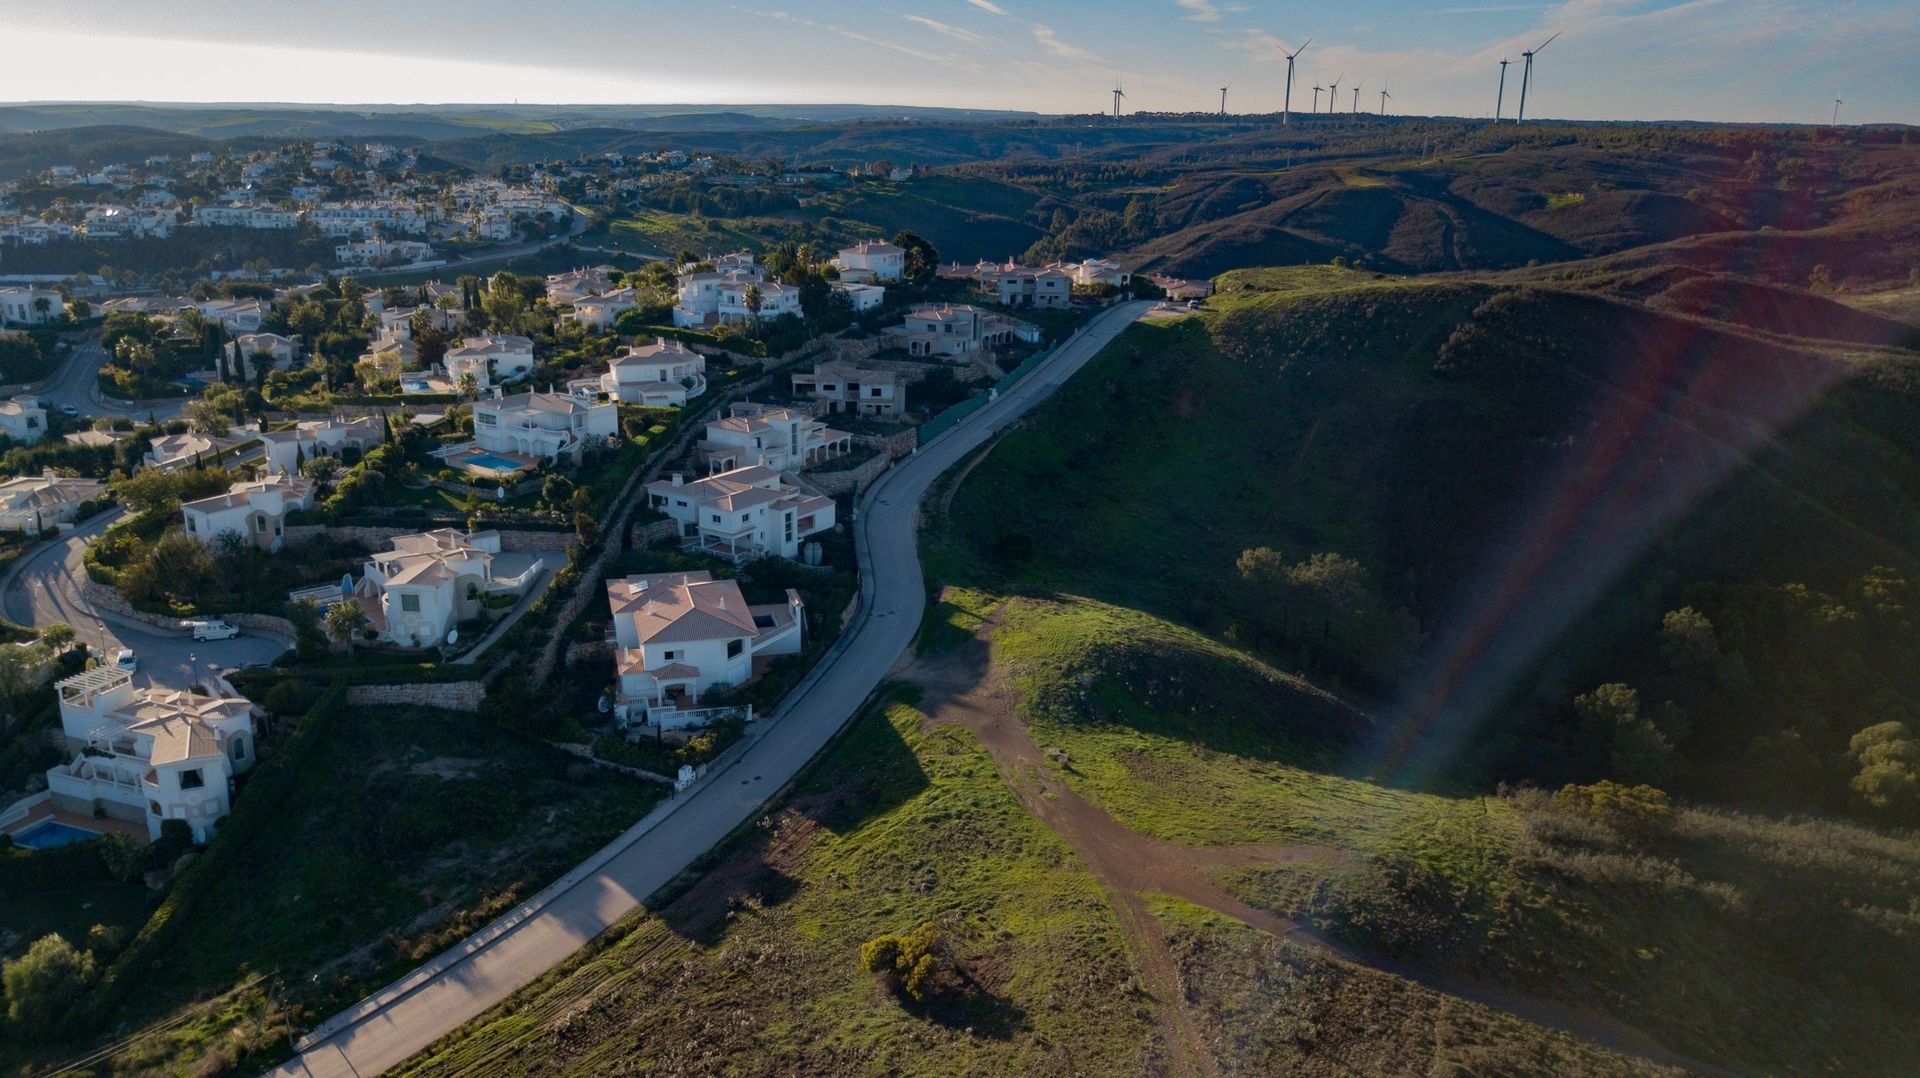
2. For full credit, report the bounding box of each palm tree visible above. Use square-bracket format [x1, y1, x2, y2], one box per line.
[743, 284, 764, 328]
[324, 600, 367, 652]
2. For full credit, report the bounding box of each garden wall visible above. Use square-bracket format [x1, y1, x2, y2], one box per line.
[346, 681, 486, 712]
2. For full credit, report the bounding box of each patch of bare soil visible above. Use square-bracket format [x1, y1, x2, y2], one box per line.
[899, 616, 1717, 1076]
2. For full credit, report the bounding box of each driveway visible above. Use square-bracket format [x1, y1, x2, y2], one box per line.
[268, 301, 1153, 1077]
[1, 509, 292, 689]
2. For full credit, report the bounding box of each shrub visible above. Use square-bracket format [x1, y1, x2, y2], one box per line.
[858, 920, 950, 1003]
[3, 933, 97, 1039]
[1553, 781, 1674, 838]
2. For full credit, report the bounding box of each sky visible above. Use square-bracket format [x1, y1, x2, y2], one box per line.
[0, 0, 1914, 125]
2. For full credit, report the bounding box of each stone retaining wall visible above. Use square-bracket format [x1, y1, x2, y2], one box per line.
[807, 453, 891, 498]
[79, 578, 295, 638]
[563, 639, 615, 670]
[854, 428, 918, 458]
[282, 524, 574, 552]
[630, 519, 680, 548]
[346, 681, 486, 712]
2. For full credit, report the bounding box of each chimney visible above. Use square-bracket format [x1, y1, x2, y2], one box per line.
[671, 473, 684, 486]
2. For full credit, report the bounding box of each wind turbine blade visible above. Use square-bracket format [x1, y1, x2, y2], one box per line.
[1536, 30, 1561, 53]
[1292, 38, 1313, 57]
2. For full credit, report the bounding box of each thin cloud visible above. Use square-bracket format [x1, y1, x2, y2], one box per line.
[1032, 24, 1099, 62]
[828, 26, 954, 64]
[1175, 0, 1222, 20]
[902, 14, 990, 45]
[967, 0, 1009, 14]
[724, 5, 815, 27]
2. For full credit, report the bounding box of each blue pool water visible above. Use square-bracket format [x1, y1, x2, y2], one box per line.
[11, 820, 100, 849]
[463, 453, 528, 473]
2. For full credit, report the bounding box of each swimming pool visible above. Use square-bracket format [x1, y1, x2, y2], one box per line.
[461, 452, 529, 474]
[10, 819, 100, 849]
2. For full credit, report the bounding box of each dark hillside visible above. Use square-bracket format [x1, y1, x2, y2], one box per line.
[1647, 273, 1920, 345]
[945, 267, 1920, 819]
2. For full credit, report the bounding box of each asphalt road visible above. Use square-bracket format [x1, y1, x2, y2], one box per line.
[2, 508, 292, 690]
[268, 300, 1152, 1077]
[31, 335, 190, 424]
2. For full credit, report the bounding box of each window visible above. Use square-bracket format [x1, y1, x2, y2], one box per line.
[231, 737, 247, 761]
[662, 650, 681, 661]
[400, 594, 421, 613]
[186, 518, 196, 533]
[710, 513, 722, 524]
[179, 768, 205, 790]
[870, 387, 884, 397]
[727, 639, 745, 659]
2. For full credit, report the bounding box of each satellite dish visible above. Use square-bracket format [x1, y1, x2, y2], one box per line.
[446, 629, 459, 645]
[496, 484, 507, 499]
[597, 695, 612, 714]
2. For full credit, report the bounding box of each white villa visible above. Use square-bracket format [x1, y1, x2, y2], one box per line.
[791, 362, 905, 418]
[718, 277, 800, 323]
[193, 203, 299, 229]
[572, 337, 707, 407]
[225, 332, 301, 371]
[1072, 258, 1132, 288]
[471, 389, 618, 462]
[0, 395, 49, 445]
[181, 474, 316, 552]
[833, 281, 886, 312]
[700, 402, 850, 473]
[884, 304, 1031, 357]
[644, 465, 837, 562]
[258, 415, 385, 474]
[992, 263, 1074, 310]
[196, 298, 267, 333]
[672, 268, 801, 328]
[350, 529, 539, 648]
[444, 333, 535, 389]
[46, 667, 256, 842]
[607, 570, 805, 727]
[545, 267, 617, 306]
[833, 241, 906, 284]
[0, 471, 106, 533]
[146, 430, 251, 469]
[566, 288, 639, 331]
[0, 287, 62, 325]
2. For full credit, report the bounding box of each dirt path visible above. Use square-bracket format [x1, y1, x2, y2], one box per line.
[900, 622, 1720, 1077]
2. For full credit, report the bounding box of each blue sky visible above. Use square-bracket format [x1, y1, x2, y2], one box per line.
[1, 1, 1914, 124]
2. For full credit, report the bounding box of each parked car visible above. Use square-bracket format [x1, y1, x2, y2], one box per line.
[59, 403, 81, 417]
[188, 619, 240, 641]
[113, 648, 137, 672]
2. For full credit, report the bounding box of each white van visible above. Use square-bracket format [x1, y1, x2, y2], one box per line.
[189, 620, 240, 641]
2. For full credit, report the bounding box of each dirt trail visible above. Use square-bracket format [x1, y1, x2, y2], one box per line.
[900, 624, 1720, 1077]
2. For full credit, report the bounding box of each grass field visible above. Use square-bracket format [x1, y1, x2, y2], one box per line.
[398, 696, 1158, 1076]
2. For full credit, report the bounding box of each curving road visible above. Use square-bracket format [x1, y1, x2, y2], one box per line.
[268, 301, 1153, 1077]
[1, 508, 293, 689]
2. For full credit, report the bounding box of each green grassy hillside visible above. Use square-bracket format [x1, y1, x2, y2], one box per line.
[399, 698, 1160, 1077]
[944, 592, 1920, 1074]
[939, 265, 1920, 814]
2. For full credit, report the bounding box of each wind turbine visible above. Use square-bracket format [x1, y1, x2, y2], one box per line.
[1111, 81, 1126, 119]
[1495, 58, 1511, 122]
[1312, 85, 1324, 112]
[1832, 97, 1844, 124]
[1516, 31, 1560, 122]
[1282, 38, 1312, 125]
[1381, 84, 1393, 115]
[1327, 73, 1344, 115]
[1352, 77, 1366, 115]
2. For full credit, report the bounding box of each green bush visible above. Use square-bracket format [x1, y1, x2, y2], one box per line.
[3, 933, 97, 1040]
